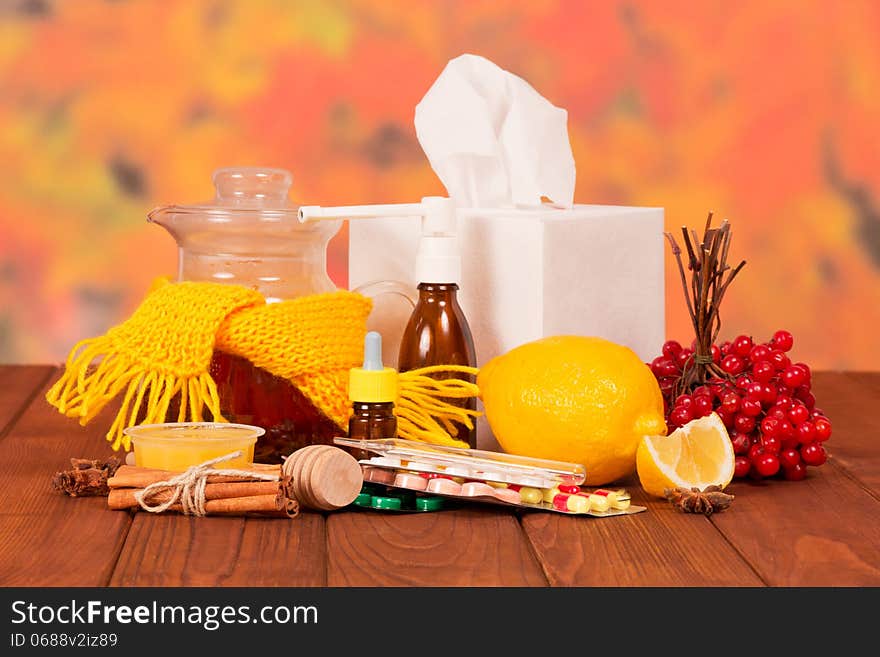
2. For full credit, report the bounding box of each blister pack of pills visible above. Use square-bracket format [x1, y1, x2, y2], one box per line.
[335, 437, 646, 517]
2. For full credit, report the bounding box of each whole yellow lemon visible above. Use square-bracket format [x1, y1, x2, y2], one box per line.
[477, 336, 667, 485]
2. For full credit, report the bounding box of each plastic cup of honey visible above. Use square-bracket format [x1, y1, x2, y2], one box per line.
[123, 422, 265, 471]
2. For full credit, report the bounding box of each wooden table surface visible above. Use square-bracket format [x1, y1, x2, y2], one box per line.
[1, 366, 878, 587]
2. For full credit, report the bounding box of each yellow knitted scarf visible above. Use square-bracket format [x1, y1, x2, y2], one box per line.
[46, 280, 479, 451]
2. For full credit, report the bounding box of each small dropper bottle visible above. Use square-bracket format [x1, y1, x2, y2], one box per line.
[348, 331, 398, 449]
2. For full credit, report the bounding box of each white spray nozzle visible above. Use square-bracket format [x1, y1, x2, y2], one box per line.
[420, 196, 456, 235]
[363, 331, 384, 371]
[299, 196, 456, 235]
[299, 203, 424, 223]
[298, 196, 462, 285]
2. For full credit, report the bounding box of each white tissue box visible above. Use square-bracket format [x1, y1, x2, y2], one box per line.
[349, 204, 665, 449]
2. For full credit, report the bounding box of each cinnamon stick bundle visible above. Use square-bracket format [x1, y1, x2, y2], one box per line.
[107, 463, 297, 518]
[107, 481, 281, 510]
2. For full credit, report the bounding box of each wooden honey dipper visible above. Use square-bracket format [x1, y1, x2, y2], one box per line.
[281, 445, 363, 511]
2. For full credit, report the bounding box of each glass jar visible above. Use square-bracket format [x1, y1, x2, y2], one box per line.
[148, 167, 346, 462]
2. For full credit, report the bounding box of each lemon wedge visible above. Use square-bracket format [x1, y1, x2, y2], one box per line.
[637, 412, 735, 497]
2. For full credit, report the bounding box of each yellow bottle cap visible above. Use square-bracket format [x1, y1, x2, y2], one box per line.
[349, 366, 398, 403]
[349, 332, 399, 403]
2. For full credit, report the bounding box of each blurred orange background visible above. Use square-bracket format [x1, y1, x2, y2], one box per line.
[1, 0, 878, 368]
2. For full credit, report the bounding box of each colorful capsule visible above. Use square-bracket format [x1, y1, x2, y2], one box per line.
[461, 482, 497, 497]
[588, 493, 611, 513]
[519, 487, 543, 505]
[362, 467, 395, 484]
[492, 487, 522, 504]
[371, 496, 402, 510]
[590, 488, 631, 510]
[393, 472, 428, 491]
[543, 487, 561, 503]
[426, 477, 462, 495]
[551, 493, 590, 514]
[415, 496, 444, 512]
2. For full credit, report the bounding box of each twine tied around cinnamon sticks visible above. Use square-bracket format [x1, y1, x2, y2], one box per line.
[101, 445, 362, 517]
[133, 451, 279, 516]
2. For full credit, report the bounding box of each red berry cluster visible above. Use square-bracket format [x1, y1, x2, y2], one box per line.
[649, 330, 832, 481]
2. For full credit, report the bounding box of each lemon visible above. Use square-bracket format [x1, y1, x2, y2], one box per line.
[477, 336, 666, 486]
[636, 412, 735, 497]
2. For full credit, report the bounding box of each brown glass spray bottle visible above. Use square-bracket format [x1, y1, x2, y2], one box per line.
[398, 284, 477, 447]
[397, 198, 477, 448]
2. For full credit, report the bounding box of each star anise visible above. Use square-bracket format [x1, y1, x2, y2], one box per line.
[52, 457, 122, 497]
[664, 485, 734, 516]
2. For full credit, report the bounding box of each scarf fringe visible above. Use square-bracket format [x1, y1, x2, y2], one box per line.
[396, 365, 482, 449]
[45, 335, 223, 451]
[45, 340, 482, 452]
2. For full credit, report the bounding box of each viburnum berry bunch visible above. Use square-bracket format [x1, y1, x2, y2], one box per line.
[649, 215, 832, 481]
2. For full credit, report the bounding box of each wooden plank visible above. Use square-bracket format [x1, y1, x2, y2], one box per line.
[0, 500, 130, 586]
[521, 483, 764, 586]
[0, 365, 53, 437]
[110, 512, 326, 586]
[0, 369, 131, 586]
[710, 465, 880, 585]
[327, 508, 548, 586]
[841, 371, 880, 391]
[810, 372, 880, 496]
[0, 371, 124, 513]
[237, 514, 327, 586]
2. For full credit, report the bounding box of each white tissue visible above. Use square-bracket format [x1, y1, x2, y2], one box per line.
[414, 53, 576, 208]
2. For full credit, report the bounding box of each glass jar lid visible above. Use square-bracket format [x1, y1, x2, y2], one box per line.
[151, 167, 302, 220]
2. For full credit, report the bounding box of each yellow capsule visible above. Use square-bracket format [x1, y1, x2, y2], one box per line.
[596, 488, 631, 509]
[486, 481, 508, 489]
[542, 487, 560, 503]
[589, 494, 611, 513]
[519, 487, 543, 505]
[591, 488, 622, 505]
[566, 494, 590, 514]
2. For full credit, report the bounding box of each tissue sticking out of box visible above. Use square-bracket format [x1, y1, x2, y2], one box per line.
[414, 53, 576, 209]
